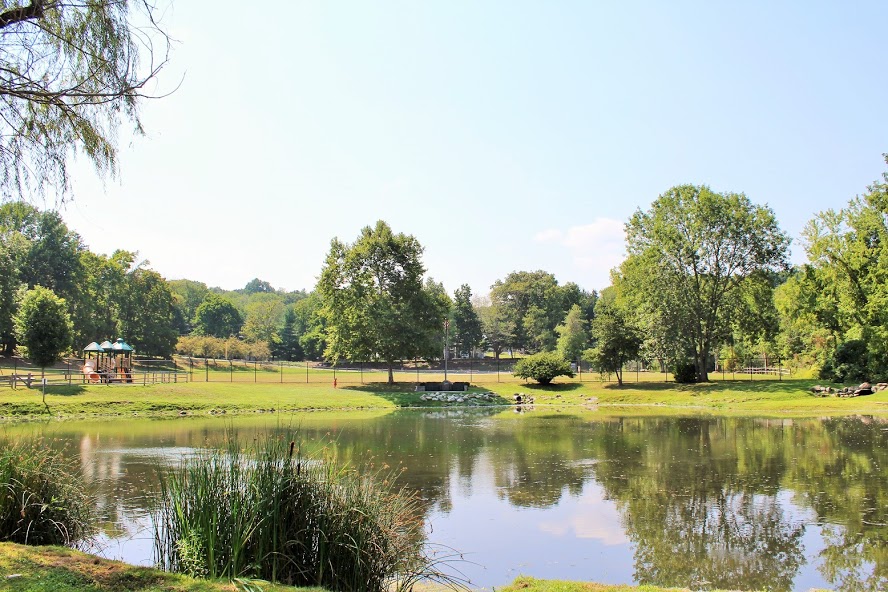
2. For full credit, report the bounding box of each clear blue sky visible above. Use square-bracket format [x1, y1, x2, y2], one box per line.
[62, 1, 888, 298]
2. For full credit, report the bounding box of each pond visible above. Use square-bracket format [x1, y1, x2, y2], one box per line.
[3, 408, 887, 591]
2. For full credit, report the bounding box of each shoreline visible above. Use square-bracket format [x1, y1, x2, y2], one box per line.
[0, 379, 886, 422]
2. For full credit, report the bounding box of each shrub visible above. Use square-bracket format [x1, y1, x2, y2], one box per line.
[0, 439, 93, 545]
[672, 362, 698, 384]
[819, 339, 869, 383]
[154, 435, 460, 592]
[513, 352, 575, 385]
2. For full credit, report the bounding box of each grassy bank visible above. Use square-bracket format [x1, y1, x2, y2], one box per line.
[0, 542, 320, 591]
[0, 378, 886, 420]
[1, 546, 828, 592]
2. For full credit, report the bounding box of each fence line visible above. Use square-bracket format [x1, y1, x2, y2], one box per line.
[1, 355, 793, 388]
[168, 355, 792, 385]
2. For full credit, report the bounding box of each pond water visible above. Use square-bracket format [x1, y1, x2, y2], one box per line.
[3, 408, 887, 592]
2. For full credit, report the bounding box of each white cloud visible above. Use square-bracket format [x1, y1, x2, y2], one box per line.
[533, 218, 626, 289]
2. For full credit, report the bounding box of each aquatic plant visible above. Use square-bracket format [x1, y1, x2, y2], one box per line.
[0, 438, 93, 545]
[154, 434, 462, 592]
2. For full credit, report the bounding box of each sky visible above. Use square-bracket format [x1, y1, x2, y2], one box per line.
[59, 1, 888, 298]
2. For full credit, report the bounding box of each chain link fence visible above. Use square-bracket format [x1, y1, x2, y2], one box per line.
[170, 355, 792, 385]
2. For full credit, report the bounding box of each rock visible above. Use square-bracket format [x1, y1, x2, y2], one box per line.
[178, 410, 187, 416]
[855, 382, 873, 396]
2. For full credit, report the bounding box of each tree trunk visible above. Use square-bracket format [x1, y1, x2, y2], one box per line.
[387, 363, 394, 384]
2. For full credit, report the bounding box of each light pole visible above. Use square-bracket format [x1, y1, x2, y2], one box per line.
[443, 319, 450, 383]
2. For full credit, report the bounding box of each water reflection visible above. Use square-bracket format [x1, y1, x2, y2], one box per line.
[2, 410, 886, 591]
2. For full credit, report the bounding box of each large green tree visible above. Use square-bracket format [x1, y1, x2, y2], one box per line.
[620, 185, 789, 381]
[490, 270, 575, 353]
[117, 267, 178, 357]
[451, 284, 483, 357]
[798, 158, 888, 379]
[555, 304, 589, 364]
[0, 0, 171, 201]
[583, 292, 642, 386]
[477, 301, 515, 360]
[192, 294, 243, 339]
[318, 220, 446, 383]
[13, 285, 73, 370]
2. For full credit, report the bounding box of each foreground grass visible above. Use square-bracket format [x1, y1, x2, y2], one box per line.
[0, 547, 829, 592]
[0, 378, 886, 420]
[0, 542, 320, 592]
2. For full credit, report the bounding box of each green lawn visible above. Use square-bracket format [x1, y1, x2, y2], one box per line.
[0, 545, 829, 592]
[0, 543, 321, 592]
[0, 377, 885, 420]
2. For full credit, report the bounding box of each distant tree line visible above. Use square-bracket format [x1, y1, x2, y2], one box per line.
[4, 156, 888, 384]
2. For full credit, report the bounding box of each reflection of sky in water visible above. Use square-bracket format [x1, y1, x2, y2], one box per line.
[428, 457, 634, 589]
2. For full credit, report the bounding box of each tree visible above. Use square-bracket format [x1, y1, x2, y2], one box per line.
[0, 232, 27, 355]
[117, 268, 178, 357]
[490, 270, 569, 353]
[169, 279, 210, 335]
[583, 296, 642, 386]
[274, 307, 303, 361]
[0, 202, 86, 302]
[13, 286, 73, 371]
[620, 185, 789, 381]
[318, 221, 445, 383]
[555, 304, 589, 363]
[477, 301, 515, 360]
[243, 278, 275, 294]
[798, 158, 888, 379]
[0, 0, 171, 201]
[192, 294, 243, 338]
[512, 351, 575, 385]
[242, 294, 284, 344]
[451, 284, 483, 357]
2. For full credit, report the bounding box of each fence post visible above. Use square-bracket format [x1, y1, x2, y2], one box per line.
[205, 358, 209, 382]
[254, 360, 257, 383]
[306, 361, 309, 384]
[497, 357, 500, 382]
[67, 359, 71, 385]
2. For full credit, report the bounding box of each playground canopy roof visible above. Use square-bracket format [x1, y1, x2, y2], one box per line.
[111, 338, 133, 352]
[84, 339, 134, 353]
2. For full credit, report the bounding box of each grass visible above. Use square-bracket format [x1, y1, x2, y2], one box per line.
[0, 542, 323, 591]
[0, 378, 886, 420]
[0, 438, 93, 546]
[154, 433, 462, 592]
[0, 559, 829, 592]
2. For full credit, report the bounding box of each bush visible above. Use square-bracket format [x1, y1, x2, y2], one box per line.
[0, 439, 93, 545]
[672, 362, 698, 384]
[154, 435, 459, 592]
[819, 339, 869, 383]
[513, 352, 575, 385]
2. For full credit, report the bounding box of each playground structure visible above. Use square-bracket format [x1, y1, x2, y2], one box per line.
[82, 338, 134, 383]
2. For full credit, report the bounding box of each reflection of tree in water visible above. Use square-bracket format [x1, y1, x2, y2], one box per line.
[485, 414, 595, 508]
[593, 417, 805, 591]
[786, 417, 888, 592]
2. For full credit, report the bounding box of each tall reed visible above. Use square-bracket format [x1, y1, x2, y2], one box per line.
[0, 438, 93, 545]
[154, 434, 461, 592]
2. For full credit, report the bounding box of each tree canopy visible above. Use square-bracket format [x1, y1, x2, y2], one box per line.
[14, 285, 73, 368]
[318, 220, 447, 382]
[619, 185, 789, 381]
[192, 294, 243, 339]
[0, 0, 171, 201]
